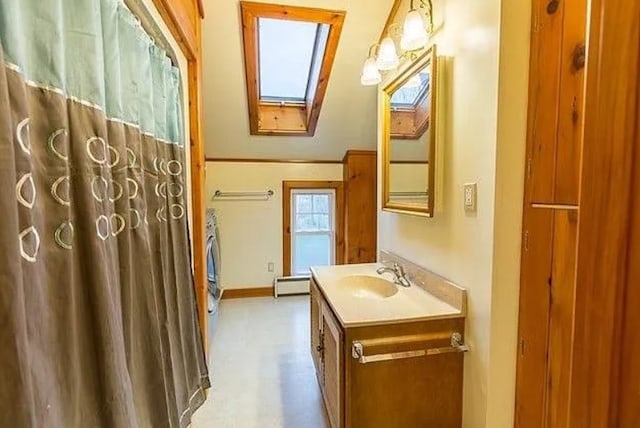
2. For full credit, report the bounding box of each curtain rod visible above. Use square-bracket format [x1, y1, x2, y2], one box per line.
[122, 0, 180, 67]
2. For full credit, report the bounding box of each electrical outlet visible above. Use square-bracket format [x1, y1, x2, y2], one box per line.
[464, 183, 477, 213]
[268, 262, 275, 272]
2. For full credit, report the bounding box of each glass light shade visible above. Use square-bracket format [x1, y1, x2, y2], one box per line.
[376, 37, 400, 71]
[360, 57, 381, 86]
[400, 9, 429, 51]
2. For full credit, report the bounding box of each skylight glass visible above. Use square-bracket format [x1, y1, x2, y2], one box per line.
[391, 71, 431, 107]
[258, 18, 321, 101]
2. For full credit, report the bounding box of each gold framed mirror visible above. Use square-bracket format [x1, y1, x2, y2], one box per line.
[382, 45, 437, 217]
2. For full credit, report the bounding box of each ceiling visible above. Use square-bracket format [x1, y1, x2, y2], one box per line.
[201, 0, 395, 160]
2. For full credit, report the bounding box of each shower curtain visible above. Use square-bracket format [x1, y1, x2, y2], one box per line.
[0, 0, 210, 427]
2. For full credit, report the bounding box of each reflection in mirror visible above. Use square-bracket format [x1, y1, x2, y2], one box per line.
[382, 46, 437, 216]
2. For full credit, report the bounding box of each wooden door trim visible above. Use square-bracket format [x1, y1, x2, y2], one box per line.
[282, 181, 345, 277]
[151, 0, 208, 345]
[568, 0, 640, 424]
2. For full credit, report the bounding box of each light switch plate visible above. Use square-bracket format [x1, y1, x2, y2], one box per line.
[268, 262, 275, 272]
[464, 183, 477, 213]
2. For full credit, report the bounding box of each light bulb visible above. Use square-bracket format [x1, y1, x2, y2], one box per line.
[376, 37, 400, 71]
[360, 57, 381, 86]
[400, 9, 428, 51]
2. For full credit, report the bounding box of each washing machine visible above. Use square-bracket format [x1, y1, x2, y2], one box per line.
[206, 209, 222, 315]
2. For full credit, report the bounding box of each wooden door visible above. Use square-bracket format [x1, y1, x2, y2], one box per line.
[566, 0, 640, 424]
[617, 181, 640, 426]
[310, 278, 323, 378]
[322, 303, 343, 428]
[515, 0, 588, 424]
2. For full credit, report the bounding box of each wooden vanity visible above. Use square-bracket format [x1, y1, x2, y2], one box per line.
[310, 260, 467, 428]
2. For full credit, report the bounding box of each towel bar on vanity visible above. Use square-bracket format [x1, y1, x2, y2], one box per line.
[351, 332, 469, 364]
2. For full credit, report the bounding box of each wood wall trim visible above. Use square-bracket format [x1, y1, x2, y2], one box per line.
[342, 149, 378, 164]
[151, 0, 199, 60]
[152, 0, 207, 345]
[282, 180, 345, 276]
[196, 0, 204, 19]
[390, 160, 429, 165]
[206, 157, 344, 164]
[568, 0, 640, 424]
[221, 286, 274, 299]
[239, 1, 345, 137]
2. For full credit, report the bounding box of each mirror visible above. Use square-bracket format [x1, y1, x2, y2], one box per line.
[382, 45, 437, 216]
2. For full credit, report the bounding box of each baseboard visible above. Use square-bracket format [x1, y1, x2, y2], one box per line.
[221, 286, 274, 299]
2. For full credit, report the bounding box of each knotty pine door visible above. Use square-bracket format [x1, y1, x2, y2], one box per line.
[514, 0, 588, 426]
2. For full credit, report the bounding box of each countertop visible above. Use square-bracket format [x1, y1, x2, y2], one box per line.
[310, 263, 463, 327]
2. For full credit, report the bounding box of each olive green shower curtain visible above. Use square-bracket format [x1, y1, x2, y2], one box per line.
[0, 0, 209, 426]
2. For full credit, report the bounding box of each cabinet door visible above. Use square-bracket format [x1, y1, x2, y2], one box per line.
[310, 279, 323, 377]
[343, 151, 377, 263]
[322, 303, 343, 428]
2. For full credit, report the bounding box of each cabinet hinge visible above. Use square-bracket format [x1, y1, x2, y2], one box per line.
[527, 157, 533, 180]
[519, 338, 526, 356]
[524, 230, 530, 252]
[532, 13, 540, 33]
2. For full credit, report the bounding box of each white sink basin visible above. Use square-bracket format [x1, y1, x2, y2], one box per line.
[336, 275, 398, 300]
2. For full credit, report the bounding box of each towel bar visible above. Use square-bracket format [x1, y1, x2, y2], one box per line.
[351, 332, 469, 364]
[211, 189, 274, 201]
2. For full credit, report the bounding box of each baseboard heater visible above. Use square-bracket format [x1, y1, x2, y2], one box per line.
[274, 275, 310, 297]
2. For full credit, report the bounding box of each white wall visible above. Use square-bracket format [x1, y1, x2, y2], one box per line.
[201, 0, 392, 159]
[377, 0, 530, 426]
[205, 162, 343, 289]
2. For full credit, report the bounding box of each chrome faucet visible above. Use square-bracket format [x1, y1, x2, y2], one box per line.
[376, 263, 411, 287]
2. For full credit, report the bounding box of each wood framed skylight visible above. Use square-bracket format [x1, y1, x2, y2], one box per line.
[240, 2, 346, 136]
[390, 70, 431, 139]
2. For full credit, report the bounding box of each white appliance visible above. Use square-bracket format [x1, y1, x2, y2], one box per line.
[206, 209, 222, 313]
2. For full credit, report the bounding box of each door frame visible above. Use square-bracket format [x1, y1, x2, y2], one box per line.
[282, 181, 345, 276]
[150, 0, 208, 344]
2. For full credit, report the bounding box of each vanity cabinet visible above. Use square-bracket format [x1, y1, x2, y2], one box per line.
[311, 278, 344, 427]
[310, 277, 465, 428]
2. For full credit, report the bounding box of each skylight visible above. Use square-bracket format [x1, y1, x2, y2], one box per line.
[391, 72, 431, 108]
[258, 18, 329, 102]
[240, 2, 346, 136]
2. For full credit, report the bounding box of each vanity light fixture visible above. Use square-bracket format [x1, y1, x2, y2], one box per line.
[359, 0, 435, 86]
[376, 36, 400, 71]
[400, 0, 433, 51]
[360, 44, 382, 86]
